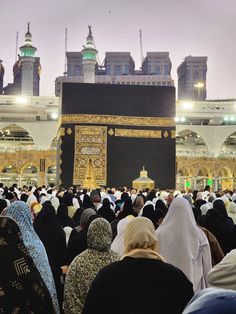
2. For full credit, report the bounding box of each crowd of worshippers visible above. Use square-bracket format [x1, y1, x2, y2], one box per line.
[1, 182, 236, 313]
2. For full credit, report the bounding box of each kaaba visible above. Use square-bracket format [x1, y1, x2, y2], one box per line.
[58, 82, 176, 189]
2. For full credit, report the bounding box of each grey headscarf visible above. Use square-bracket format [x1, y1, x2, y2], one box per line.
[76, 207, 96, 232]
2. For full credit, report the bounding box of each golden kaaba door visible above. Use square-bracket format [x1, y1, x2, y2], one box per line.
[73, 126, 107, 186]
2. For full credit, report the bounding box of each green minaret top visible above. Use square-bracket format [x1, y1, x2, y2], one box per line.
[81, 25, 98, 61]
[20, 23, 37, 57]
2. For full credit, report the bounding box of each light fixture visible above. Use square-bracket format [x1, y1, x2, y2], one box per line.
[194, 82, 204, 88]
[224, 117, 229, 121]
[15, 96, 28, 104]
[180, 117, 186, 122]
[51, 112, 59, 120]
[175, 117, 180, 122]
[182, 102, 194, 110]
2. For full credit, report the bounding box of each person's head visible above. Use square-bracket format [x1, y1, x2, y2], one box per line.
[133, 195, 144, 214]
[38, 201, 56, 220]
[155, 199, 168, 215]
[200, 203, 212, 215]
[20, 193, 28, 203]
[5, 192, 14, 201]
[123, 198, 133, 211]
[183, 194, 193, 207]
[57, 203, 69, 217]
[49, 182, 55, 188]
[79, 207, 97, 228]
[123, 217, 163, 259]
[30, 201, 42, 217]
[227, 201, 236, 214]
[195, 199, 206, 209]
[213, 199, 228, 218]
[102, 198, 111, 209]
[111, 215, 134, 255]
[87, 217, 112, 251]
[82, 188, 88, 195]
[82, 194, 93, 209]
[62, 191, 74, 206]
[0, 216, 21, 247]
[121, 192, 129, 202]
[182, 288, 236, 314]
[208, 195, 215, 203]
[1, 201, 33, 230]
[192, 190, 198, 201]
[0, 199, 7, 214]
[146, 190, 156, 201]
[204, 185, 211, 192]
[92, 195, 101, 206]
[164, 197, 196, 227]
[142, 204, 158, 229]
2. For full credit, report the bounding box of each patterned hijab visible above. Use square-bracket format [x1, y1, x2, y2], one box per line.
[0, 216, 54, 313]
[1, 201, 59, 314]
[87, 217, 113, 251]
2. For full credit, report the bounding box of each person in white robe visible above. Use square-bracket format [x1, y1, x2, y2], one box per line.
[156, 197, 212, 292]
[111, 215, 134, 256]
[208, 249, 236, 290]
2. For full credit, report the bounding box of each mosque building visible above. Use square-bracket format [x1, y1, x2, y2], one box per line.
[0, 25, 235, 191]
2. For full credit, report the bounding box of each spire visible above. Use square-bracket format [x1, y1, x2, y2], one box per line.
[81, 25, 98, 61]
[27, 22, 30, 34]
[88, 25, 92, 37]
[20, 22, 37, 57]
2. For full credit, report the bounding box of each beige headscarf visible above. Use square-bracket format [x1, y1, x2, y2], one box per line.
[123, 217, 164, 261]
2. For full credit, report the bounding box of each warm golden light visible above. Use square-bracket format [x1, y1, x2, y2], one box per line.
[194, 82, 204, 88]
[15, 96, 28, 104]
[182, 102, 194, 110]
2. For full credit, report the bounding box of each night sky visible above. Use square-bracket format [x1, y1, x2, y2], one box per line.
[1, 0, 236, 98]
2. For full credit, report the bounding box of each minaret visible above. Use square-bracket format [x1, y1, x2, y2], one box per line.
[19, 23, 38, 95]
[81, 25, 98, 83]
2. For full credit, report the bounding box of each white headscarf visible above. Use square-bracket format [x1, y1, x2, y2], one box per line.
[138, 200, 154, 217]
[72, 197, 80, 210]
[111, 215, 134, 256]
[40, 196, 49, 205]
[64, 226, 72, 245]
[26, 193, 37, 207]
[227, 202, 236, 224]
[200, 202, 213, 215]
[50, 196, 60, 212]
[156, 197, 211, 292]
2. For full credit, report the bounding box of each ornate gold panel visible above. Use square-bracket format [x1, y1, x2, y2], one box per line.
[62, 114, 175, 127]
[114, 128, 162, 138]
[73, 126, 107, 186]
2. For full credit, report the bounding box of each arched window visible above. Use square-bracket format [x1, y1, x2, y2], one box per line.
[193, 70, 199, 81]
[0, 124, 34, 152]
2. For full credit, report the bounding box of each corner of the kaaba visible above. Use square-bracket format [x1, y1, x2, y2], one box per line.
[57, 82, 176, 190]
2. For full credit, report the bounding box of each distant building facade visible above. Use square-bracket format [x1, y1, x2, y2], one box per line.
[0, 60, 4, 94]
[55, 27, 174, 96]
[4, 23, 41, 96]
[177, 56, 207, 101]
